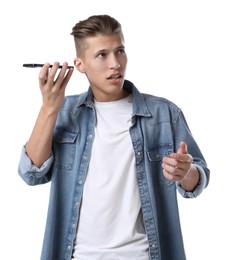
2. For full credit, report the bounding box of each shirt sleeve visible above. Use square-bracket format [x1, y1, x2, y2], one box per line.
[176, 164, 208, 198]
[18, 145, 54, 185]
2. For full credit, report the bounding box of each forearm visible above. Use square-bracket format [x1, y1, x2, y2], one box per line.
[179, 164, 200, 191]
[26, 105, 58, 168]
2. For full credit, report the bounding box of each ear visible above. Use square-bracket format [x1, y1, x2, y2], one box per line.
[74, 58, 86, 73]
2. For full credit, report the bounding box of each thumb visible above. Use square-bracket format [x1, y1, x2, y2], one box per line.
[177, 141, 188, 154]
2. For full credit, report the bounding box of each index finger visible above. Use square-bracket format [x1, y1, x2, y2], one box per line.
[169, 152, 193, 163]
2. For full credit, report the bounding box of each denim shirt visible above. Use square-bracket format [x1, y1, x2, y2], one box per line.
[18, 80, 209, 260]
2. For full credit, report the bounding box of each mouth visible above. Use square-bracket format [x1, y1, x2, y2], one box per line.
[107, 73, 122, 80]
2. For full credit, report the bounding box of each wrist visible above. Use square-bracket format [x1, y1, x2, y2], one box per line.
[179, 165, 200, 191]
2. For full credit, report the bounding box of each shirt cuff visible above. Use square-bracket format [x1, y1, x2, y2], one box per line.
[19, 146, 54, 178]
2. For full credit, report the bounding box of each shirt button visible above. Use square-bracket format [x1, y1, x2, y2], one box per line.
[78, 180, 83, 185]
[68, 245, 71, 250]
[151, 243, 156, 248]
[137, 151, 141, 156]
[30, 166, 36, 172]
[144, 196, 149, 203]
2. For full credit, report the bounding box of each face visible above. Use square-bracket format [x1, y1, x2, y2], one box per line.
[74, 34, 128, 101]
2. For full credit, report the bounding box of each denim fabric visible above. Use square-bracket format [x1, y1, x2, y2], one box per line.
[18, 80, 210, 260]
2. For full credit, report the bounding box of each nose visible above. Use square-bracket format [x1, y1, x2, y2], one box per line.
[109, 54, 120, 69]
[112, 63, 120, 70]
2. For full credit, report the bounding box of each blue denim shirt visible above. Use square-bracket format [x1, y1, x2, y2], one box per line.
[18, 80, 209, 260]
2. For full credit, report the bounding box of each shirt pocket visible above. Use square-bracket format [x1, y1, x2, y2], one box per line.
[53, 127, 79, 171]
[146, 143, 174, 186]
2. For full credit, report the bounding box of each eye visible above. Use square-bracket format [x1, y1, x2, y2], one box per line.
[117, 49, 125, 55]
[97, 52, 107, 59]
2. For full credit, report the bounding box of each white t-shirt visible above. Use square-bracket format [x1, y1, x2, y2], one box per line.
[73, 95, 149, 260]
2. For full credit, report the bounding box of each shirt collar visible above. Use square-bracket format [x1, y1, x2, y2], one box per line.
[76, 80, 152, 118]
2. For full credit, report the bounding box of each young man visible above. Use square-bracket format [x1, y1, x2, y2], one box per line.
[18, 14, 210, 260]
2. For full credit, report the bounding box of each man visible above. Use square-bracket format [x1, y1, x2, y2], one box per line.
[18, 14, 210, 260]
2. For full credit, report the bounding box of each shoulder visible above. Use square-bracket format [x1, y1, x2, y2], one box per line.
[64, 93, 84, 106]
[61, 91, 89, 113]
[142, 93, 181, 113]
[138, 93, 187, 126]
[125, 79, 181, 113]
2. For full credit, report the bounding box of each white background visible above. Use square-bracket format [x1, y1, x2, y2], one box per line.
[0, 0, 225, 259]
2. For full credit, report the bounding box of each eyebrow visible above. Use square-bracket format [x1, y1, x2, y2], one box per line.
[116, 45, 125, 50]
[95, 45, 125, 54]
